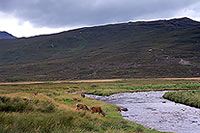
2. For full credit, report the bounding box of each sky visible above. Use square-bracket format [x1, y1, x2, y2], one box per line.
[0, 0, 200, 37]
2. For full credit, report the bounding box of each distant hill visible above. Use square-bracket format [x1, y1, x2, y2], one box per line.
[0, 31, 16, 39]
[0, 17, 200, 81]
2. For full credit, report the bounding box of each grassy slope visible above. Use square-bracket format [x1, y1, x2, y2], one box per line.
[0, 18, 200, 81]
[163, 90, 200, 108]
[0, 93, 156, 133]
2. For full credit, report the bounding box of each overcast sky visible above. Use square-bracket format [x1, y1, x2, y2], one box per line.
[0, 0, 200, 37]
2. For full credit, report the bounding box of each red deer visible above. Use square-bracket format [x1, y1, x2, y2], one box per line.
[81, 93, 85, 98]
[32, 92, 38, 98]
[76, 104, 90, 111]
[73, 97, 78, 101]
[116, 107, 121, 112]
[90, 106, 106, 117]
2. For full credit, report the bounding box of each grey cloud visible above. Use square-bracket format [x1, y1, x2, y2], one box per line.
[0, 0, 199, 28]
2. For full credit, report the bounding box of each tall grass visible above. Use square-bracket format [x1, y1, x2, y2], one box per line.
[163, 90, 200, 108]
[85, 83, 200, 96]
[0, 92, 160, 132]
[0, 96, 55, 113]
[0, 108, 159, 133]
[96, 83, 200, 90]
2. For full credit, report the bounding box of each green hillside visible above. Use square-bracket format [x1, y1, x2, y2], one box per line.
[0, 17, 200, 81]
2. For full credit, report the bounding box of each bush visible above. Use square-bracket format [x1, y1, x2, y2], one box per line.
[0, 96, 56, 113]
[6, 77, 26, 82]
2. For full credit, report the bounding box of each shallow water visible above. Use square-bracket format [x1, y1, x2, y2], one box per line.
[87, 91, 200, 133]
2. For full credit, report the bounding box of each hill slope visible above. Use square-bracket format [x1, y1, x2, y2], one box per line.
[0, 31, 16, 39]
[0, 17, 200, 81]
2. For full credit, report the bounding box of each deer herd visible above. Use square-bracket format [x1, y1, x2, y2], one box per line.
[30, 91, 124, 117]
[75, 92, 106, 117]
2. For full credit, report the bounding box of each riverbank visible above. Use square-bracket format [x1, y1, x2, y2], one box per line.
[85, 83, 200, 96]
[163, 90, 200, 108]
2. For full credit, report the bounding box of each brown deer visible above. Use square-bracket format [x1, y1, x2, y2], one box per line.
[116, 107, 121, 112]
[81, 93, 85, 98]
[73, 97, 78, 101]
[90, 106, 106, 117]
[32, 92, 38, 98]
[76, 104, 90, 111]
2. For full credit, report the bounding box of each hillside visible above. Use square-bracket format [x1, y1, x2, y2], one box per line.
[0, 31, 16, 39]
[0, 17, 200, 81]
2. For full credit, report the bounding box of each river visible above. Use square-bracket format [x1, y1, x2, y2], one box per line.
[87, 91, 200, 133]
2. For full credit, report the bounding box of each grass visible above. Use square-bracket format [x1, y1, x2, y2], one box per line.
[0, 111, 156, 133]
[0, 96, 55, 113]
[0, 97, 158, 133]
[0, 78, 200, 132]
[85, 82, 200, 96]
[163, 90, 200, 108]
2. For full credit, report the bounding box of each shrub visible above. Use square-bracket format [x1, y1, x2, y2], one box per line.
[0, 96, 56, 113]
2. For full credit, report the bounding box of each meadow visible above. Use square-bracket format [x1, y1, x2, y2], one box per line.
[0, 78, 200, 132]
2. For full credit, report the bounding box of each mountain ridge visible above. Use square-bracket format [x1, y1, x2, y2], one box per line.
[0, 31, 16, 39]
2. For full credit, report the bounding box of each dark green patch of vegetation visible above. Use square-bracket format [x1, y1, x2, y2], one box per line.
[0, 96, 55, 113]
[163, 90, 200, 108]
[6, 77, 26, 82]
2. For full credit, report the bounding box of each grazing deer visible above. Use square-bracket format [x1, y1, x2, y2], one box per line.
[76, 104, 90, 111]
[32, 92, 38, 98]
[73, 97, 78, 101]
[81, 93, 85, 98]
[116, 107, 121, 112]
[90, 106, 106, 117]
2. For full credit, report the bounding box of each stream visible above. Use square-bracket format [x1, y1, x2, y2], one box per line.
[87, 91, 200, 133]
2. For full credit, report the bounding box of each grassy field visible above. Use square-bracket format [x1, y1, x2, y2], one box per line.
[1, 78, 200, 132]
[163, 90, 200, 108]
[0, 94, 154, 133]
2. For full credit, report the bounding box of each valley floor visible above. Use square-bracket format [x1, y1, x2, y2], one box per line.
[1, 78, 200, 132]
[1, 77, 200, 85]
